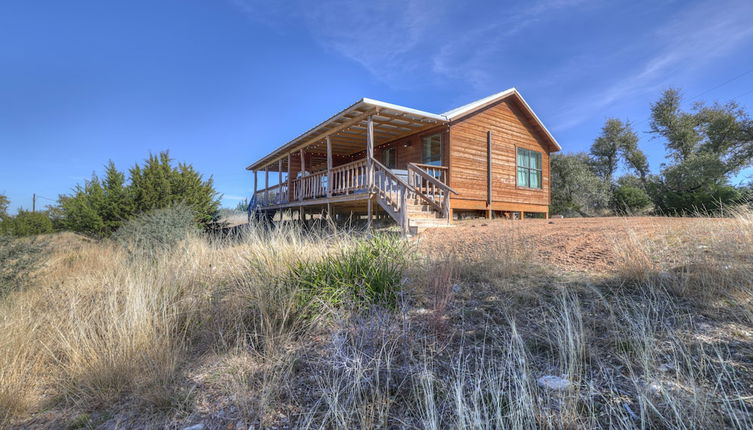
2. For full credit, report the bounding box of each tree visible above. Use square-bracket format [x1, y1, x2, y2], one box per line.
[590, 119, 648, 184]
[100, 161, 133, 233]
[58, 175, 107, 237]
[550, 153, 610, 216]
[129, 152, 220, 229]
[57, 151, 220, 237]
[1, 210, 54, 236]
[0, 194, 8, 220]
[648, 89, 753, 213]
[235, 199, 249, 212]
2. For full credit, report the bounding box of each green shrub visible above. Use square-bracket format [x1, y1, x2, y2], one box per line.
[611, 184, 652, 214]
[292, 235, 408, 313]
[0, 210, 54, 237]
[112, 204, 200, 258]
[0, 235, 47, 298]
[57, 152, 220, 238]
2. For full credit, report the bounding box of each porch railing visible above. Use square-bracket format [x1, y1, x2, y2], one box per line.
[331, 158, 368, 195]
[254, 182, 289, 207]
[251, 158, 454, 219]
[412, 163, 448, 184]
[373, 159, 411, 233]
[291, 170, 328, 200]
[407, 163, 457, 218]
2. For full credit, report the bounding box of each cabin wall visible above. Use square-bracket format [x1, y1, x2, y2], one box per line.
[448, 98, 552, 213]
[367, 126, 449, 170]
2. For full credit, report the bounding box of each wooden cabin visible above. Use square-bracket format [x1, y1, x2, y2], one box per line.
[246, 88, 561, 234]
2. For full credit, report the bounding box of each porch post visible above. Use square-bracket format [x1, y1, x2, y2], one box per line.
[287, 153, 292, 203]
[367, 197, 372, 230]
[264, 165, 269, 205]
[278, 159, 283, 204]
[253, 170, 258, 195]
[366, 115, 374, 190]
[299, 149, 305, 201]
[326, 136, 333, 198]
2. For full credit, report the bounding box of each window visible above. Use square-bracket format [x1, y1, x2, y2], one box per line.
[381, 147, 396, 169]
[422, 134, 442, 166]
[516, 147, 542, 189]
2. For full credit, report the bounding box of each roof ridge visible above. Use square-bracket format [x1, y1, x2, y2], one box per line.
[442, 88, 516, 118]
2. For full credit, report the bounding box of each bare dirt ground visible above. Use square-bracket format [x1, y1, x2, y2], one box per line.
[420, 216, 732, 273]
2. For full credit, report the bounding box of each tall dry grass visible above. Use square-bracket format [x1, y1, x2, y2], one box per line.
[2, 210, 753, 428]
[611, 208, 753, 320]
[0, 222, 356, 427]
[299, 211, 753, 429]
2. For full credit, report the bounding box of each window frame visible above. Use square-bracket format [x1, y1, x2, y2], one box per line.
[381, 147, 396, 169]
[516, 147, 543, 190]
[421, 133, 443, 166]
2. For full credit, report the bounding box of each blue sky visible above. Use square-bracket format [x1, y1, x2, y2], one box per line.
[2, 0, 753, 212]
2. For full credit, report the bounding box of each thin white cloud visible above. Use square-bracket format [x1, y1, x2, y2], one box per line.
[551, 0, 753, 130]
[231, 0, 592, 89]
[230, 0, 753, 127]
[431, 0, 594, 90]
[300, 0, 445, 84]
[231, 0, 446, 85]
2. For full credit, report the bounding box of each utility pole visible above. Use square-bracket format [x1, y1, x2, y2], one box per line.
[32, 193, 36, 213]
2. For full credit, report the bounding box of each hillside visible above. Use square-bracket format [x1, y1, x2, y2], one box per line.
[2, 214, 752, 429]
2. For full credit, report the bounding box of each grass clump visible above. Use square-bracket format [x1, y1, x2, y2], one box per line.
[112, 204, 199, 258]
[0, 235, 47, 298]
[293, 234, 408, 312]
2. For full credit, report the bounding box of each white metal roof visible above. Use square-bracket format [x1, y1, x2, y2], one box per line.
[247, 88, 559, 170]
[361, 97, 447, 122]
[442, 88, 561, 150]
[246, 98, 447, 170]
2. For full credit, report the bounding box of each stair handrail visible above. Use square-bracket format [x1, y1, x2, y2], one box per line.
[406, 163, 458, 194]
[407, 162, 458, 218]
[371, 158, 416, 192]
[373, 158, 451, 235]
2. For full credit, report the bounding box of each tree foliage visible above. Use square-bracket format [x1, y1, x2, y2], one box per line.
[648, 89, 753, 213]
[58, 152, 220, 237]
[590, 119, 648, 183]
[550, 89, 752, 217]
[0, 195, 55, 237]
[611, 176, 652, 214]
[0, 194, 8, 220]
[550, 153, 610, 216]
[0, 210, 54, 237]
[129, 153, 219, 228]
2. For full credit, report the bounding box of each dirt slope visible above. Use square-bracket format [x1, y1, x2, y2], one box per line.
[419, 216, 727, 273]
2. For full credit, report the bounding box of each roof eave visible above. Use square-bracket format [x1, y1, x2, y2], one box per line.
[444, 88, 561, 152]
[246, 98, 448, 171]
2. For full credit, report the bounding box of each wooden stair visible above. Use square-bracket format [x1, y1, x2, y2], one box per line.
[372, 159, 457, 236]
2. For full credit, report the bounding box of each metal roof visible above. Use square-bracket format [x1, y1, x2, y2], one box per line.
[442, 88, 561, 151]
[247, 88, 559, 171]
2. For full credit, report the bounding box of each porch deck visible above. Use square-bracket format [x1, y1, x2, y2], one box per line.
[250, 157, 454, 234]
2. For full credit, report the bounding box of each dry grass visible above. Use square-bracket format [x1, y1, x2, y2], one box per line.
[0, 223, 353, 427]
[1, 211, 753, 428]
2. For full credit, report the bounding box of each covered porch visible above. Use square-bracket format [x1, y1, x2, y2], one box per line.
[246, 98, 455, 232]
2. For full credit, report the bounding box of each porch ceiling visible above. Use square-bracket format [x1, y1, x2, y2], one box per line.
[246, 98, 447, 171]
